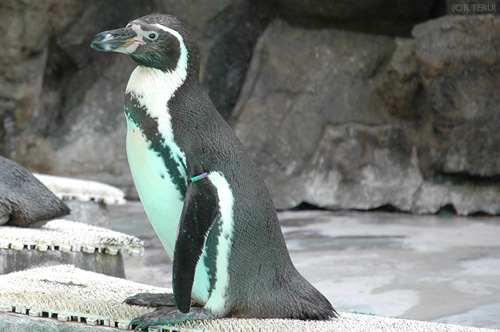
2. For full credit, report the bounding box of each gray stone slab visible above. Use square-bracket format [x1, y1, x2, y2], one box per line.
[0, 249, 125, 278]
[0, 219, 143, 278]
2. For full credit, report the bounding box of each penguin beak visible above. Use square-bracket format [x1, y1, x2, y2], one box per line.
[91, 27, 145, 54]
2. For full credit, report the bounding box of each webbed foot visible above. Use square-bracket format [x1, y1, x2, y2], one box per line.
[124, 292, 176, 308]
[124, 292, 200, 308]
[129, 307, 213, 331]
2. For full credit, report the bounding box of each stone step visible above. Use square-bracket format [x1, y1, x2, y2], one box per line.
[0, 219, 144, 277]
[34, 174, 126, 205]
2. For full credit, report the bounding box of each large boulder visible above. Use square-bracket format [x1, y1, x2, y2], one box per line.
[232, 20, 423, 210]
[413, 15, 500, 177]
[232, 18, 500, 215]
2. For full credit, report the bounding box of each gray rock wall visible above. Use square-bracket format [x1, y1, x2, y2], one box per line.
[0, 1, 499, 215]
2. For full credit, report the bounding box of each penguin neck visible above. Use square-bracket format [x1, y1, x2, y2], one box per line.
[125, 64, 183, 136]
[126, 64, 186, 104]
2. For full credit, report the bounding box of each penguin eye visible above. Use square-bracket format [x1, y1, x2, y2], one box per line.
[147, 32, 158, 40]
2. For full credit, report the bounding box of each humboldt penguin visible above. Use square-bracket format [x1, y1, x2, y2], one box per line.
[0, 156, 70, 227]
[91, 14, 336, 329]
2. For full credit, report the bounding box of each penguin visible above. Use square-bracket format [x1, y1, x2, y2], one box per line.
[91, 14, 336, 329]
[0, 156, 70, 227]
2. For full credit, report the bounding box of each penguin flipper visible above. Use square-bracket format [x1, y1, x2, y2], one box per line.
[173, 176, 220, 314]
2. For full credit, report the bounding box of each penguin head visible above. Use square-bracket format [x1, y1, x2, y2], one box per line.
[91, 14, 199, 75]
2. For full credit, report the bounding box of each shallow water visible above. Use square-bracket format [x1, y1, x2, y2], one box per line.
[109, 202, 500, 329]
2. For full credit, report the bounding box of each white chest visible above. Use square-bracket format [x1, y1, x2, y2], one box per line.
[126, 120, 186, 257]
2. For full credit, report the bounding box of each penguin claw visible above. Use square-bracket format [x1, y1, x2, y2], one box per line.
[129, 313, 169, 331]
[128, 317, 144, 331]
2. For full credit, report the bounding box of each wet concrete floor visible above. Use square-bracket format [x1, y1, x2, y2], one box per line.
[109, 202, 500, 329]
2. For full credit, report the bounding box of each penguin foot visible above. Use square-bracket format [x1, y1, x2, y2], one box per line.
[129, 307, 213, 331]
[124, 292, 176, 308]
[124, 292, 201, 308]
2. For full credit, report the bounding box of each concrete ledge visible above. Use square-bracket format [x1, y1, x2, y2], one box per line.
[0, 220, 144, 276]
[0, 248, 126, 278]
[0, 265, 496, 332]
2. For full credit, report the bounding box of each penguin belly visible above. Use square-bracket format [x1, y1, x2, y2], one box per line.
[126, 120, 183, 257]
[125, 119, 212, 305]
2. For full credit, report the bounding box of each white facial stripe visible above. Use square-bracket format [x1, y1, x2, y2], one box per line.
[130, 23, 142, 33]
[130, 24, 159, 44]
[153, 23, 189, 75]
[203, 172, 235, 316]
[130, 24, 146, 46]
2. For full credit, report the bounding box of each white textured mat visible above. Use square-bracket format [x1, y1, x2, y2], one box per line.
[0, 265, 496, 332]
[34, 174, 126, 205]
[0, 265, 160, 330]
[0, 219, 144, 256]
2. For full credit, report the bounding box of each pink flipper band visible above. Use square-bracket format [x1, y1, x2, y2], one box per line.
[188, 172, 208, 183]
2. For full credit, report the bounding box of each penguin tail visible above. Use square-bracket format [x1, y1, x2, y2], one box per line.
[286, 272, 338, 320]
[295, 286, 338, 320]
